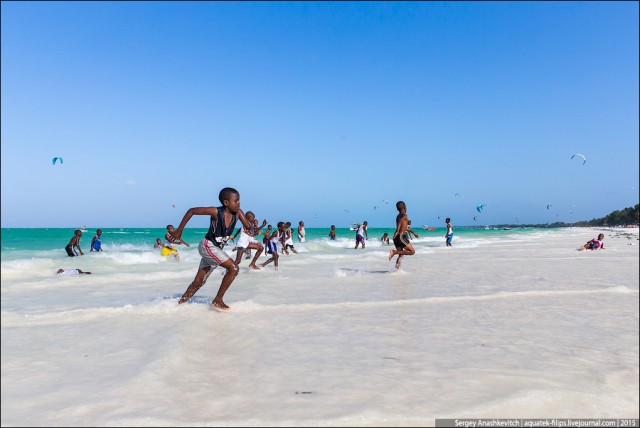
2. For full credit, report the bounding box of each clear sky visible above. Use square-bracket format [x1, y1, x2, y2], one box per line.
[2, 1, 638, 228]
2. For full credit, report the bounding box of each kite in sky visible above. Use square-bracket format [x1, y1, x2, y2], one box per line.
[476, 204, 486, 213]
[571, 153, 586, 165]
[52, 157, 63, 165]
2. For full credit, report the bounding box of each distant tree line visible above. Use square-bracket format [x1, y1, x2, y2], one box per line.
[491, 204, 640, 228]
[572, 204, 639, 227]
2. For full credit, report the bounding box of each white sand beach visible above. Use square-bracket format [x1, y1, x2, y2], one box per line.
[1, 227, 638, 426]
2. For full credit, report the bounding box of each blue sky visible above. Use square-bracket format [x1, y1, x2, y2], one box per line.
[2, 1, 638, 228]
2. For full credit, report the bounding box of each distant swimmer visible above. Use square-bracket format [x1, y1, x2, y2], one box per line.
[389, 201, 416, 271]
[329, 225, 336, 240]
[298, 221, 306, 243]
[381, 232, 390, 245]
[65, 230, 84, 257]
[57, 268, 92, 275]
[90, 229, 103, 252]
[172, 187, 254, 311]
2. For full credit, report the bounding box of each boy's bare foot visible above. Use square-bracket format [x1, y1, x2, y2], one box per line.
[248, 264, 261, 270]
[212, 300, 230, 311]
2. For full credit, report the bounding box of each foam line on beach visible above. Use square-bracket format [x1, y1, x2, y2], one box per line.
[3, 286, 636, 327]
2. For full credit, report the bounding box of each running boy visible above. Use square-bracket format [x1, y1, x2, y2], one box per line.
[389, 201, 416, 270]
[171, 187, 254, 311]
[282, 222, 299, 255]
[233, 211, 267, 269]
[261, 222, 285, 269]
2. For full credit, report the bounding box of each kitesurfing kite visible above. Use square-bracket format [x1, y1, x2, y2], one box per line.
[473, 216, 477, 221]
[171, 204, 176, 209]
[571, 153, 586, 165]
[52, 157, 63, 165]
[476, 204, 486, 213]
[454, 193, 461, 197]
[546, 204, 552, 210]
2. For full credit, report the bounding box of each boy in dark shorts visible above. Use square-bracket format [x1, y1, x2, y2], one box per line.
[65, 230, 84, 257]
[170, 187, 254, 311]
[389, 201, 416, 271]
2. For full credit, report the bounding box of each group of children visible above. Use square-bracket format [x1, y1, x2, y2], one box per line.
[63, 186, 607, 312]
[164, 187, 424, 311]
[64, 228, 103, 257]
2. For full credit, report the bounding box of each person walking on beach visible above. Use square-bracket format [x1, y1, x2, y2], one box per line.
[233, 211, 267, 269]
[65, 230, 84, 257]
[354, 221, 368, 249]
[445, 218, 454, 247]
[329, 225, 336, 240]
[171, 187, 254, 311]
[298, 221, 306, 243]
[389, 201, 416, 271]
[261, 221, 285, 269]
[579, 233, 606, 251]
[90, 229, 103, 252]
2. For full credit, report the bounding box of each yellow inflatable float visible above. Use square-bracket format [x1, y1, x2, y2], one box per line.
[161, 246, 179, 257]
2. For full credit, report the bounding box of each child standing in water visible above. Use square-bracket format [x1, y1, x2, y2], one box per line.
[389, 201, 416, 271]
[329, 225, 336, 240]
[354, 221, 368, 249]
[171, 187, 254, 311]
[445, 218, 454, 247]
[65, 230, 84, 257]
[90, 229, 103, 252]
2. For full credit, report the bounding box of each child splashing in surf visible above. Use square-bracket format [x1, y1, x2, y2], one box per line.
[233, 211, 267, 269]
[171, 187, 254, 311]
[389, 201, 416, 271]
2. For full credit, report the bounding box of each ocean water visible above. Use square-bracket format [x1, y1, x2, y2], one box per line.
[1, 227, 638, 426]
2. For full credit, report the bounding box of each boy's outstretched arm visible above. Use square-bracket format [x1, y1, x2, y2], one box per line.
[171, 207, 218, 240]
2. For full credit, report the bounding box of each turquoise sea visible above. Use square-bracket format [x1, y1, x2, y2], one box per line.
[0, 226, 539, 256]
